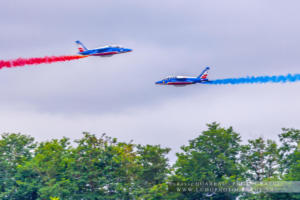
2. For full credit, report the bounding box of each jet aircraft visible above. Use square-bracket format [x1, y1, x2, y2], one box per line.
[155, 67, 210, 86]
[75, 40, 132, 57]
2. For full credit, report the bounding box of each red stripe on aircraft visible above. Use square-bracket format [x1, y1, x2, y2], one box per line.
[167, 82, 193, 85]
[92, 52, 118, 56]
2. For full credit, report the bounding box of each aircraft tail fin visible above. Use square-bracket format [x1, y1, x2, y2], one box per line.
[197, 67, 210, 80]
[75, 40, 88, 52]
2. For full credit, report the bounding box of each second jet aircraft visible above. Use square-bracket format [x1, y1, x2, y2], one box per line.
[155, 67, 210, 86]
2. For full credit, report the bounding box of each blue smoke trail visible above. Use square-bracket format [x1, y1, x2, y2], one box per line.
[205, 74, 300, 85]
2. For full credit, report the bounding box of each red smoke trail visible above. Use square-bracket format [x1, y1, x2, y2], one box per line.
[0, 55, 88, 69]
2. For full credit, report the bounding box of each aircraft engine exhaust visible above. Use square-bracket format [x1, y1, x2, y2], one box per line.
[0, 55, 88, 70]
[206, 74, 300, 85]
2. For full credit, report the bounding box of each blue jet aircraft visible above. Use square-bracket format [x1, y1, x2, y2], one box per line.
[75, 40, 132, 57]
[155, 67, 210, 86]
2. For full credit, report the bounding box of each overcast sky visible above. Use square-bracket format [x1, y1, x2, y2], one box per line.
[1, 0, 300, 161]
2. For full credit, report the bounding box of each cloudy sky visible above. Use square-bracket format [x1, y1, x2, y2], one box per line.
[1, 0, 300, 160]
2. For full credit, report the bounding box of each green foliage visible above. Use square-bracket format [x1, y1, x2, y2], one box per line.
[50, 197, 60, 200]
[173, 122, 243, 199]
[13, 137, 74, 199]
[0, 123, 299, 199]
[241, 138, 280, 181]
[239, 138, 281, 200]
[68, 132, 138, 199]
[282, 141, 300, 200]
[286, 144, 300, 180]
[279, 128, 300, 174]
[0, 133, 36, 199]
[135, 144, 171, 199]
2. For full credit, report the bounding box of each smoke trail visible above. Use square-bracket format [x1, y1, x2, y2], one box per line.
[0, 55, 88, 70]
[206, 74, 300, 85]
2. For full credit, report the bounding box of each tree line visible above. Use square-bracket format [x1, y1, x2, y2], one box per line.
[0, 122, 299, 200]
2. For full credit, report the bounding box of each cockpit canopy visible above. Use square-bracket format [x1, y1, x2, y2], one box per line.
[163, 76, 175, 81]
[98, 45, 123, 49]
[163, 76, 189, 81]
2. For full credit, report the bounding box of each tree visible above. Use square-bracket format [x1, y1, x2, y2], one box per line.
[14, 137, 74, 200]
[67, 132, 139, 200]
[240, 138, 280, 181]
[1, 125, 299, 199]
[278, 128, 300, 174]
[286, 142, 300, 180]
[0, 133, 36, 200]
[239, 138, 281, 200]
[173, 122, 243, 200]
[280, 142, 300, 200]
[134, 144, 171, 199]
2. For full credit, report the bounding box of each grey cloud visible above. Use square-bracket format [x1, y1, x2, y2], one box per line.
[1, 0, 300, 115]
[1, 0, 300, 157]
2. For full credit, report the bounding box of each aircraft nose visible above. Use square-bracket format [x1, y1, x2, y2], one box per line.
[155, 80, 163, 85]
[124, 48, 132, 52]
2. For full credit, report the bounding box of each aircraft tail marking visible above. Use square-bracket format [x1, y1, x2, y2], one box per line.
[75, 40, 88, 52]
[197, 67, 210, 80]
